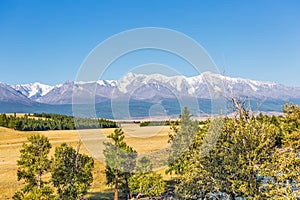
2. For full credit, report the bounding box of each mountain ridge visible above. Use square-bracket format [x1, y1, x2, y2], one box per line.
[3, 72, 300, 105]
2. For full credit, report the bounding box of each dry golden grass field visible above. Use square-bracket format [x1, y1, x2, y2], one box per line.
[0, 124, 171, 199]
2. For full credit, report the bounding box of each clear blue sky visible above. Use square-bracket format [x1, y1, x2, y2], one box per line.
[0, 0, 299, 86]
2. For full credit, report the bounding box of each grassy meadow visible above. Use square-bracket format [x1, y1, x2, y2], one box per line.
[0, 123, 171, 199]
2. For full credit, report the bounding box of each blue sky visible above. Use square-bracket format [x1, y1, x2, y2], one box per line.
[0, 0, 299, 86]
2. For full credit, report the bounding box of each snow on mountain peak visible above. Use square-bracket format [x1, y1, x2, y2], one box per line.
[12, 82, 55, 99]
[97, 80, 117, 87]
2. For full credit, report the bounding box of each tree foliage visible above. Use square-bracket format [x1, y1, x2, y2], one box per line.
[169, 103, 300, 199]
[260, 103, 300, 199]
[13, 134, 54, 199]
[103, 128, 137, 199]
[51, 143, 94, 200]
[129, 157, 166, 197]
[13, 135, 95, 200]
[167, 106, 198, 175]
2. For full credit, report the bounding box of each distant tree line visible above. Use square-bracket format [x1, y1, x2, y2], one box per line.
[139, 121, 169, 127]
[139, 119, 206, 127]
[0, 113, 117, 131]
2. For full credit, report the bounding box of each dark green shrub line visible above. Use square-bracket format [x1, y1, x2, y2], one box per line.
[139, 119, 206, 127]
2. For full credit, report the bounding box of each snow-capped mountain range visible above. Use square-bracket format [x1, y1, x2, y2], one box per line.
[2, 72, 300, 105]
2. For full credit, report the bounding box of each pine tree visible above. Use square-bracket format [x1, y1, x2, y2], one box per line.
[167, 107, 198, 175]
[13, 134, 53, 199]
[51, 142, 94, 200]
[103, 128, 137, 200]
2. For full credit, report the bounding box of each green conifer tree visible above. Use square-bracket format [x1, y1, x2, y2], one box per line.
[13, 134, 53, 199]
[103, 128, 137, 200]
